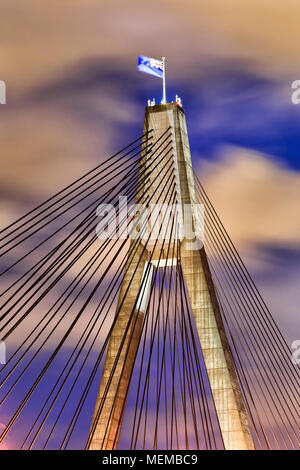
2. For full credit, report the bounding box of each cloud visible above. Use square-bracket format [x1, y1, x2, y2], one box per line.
[197, 147, 300, 342]
[198, 146, 300, 250]
[2, 0, 300, 93]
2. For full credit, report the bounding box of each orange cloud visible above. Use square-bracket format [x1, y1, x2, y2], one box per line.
[1, 0, 300, 93]
[197, 146, 300, 251]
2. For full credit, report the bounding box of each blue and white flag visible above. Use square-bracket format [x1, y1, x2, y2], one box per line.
[137, 56, 164, 78]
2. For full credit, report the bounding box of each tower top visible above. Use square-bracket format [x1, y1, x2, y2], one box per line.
[146, 97, 184, 112]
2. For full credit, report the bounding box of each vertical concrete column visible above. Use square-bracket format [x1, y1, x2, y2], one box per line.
[88, 102, 254, 449]
[181, 242, 254, 449]
[87, 243, 148, 450]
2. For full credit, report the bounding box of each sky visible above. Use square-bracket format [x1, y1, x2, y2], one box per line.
[0, 0, 300, 449]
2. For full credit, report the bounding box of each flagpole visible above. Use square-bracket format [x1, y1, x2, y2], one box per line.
[162, 56, 166, 104]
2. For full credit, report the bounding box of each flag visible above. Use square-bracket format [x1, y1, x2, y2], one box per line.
[137, 56, 164, 78]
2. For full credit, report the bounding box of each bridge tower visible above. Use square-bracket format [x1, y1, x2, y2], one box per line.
[87, 102, 254, 450]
